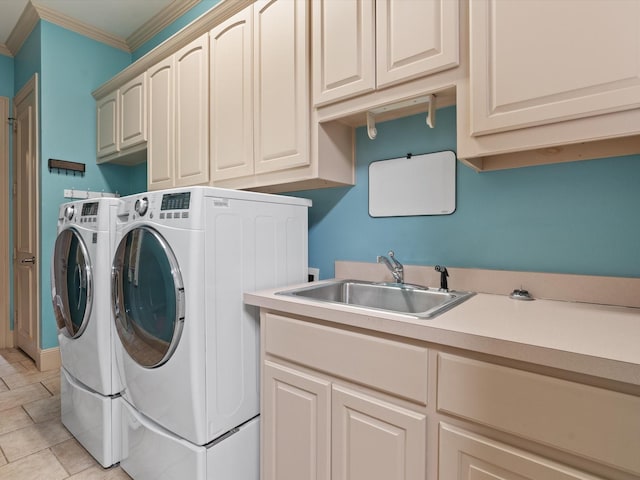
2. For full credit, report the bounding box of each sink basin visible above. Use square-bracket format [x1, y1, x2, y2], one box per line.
[276, 280, 474, 319]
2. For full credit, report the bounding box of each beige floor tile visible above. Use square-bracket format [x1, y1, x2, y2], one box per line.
[0, 451, 5, 468]
[67, 465, 133, 479]
[42, 376, 61, 396]
[0, 349, 31, 365]
[0, 383, 51, 413]
[2, 369, 59, 390]
[0, 406, 34, 435]
[0, 381, 6, 394]
[19, 361, 39, 373]
[0, 362, 27, 378]
[51, 437, 98, 475]
[23, 394, 61, 423]
[0, 449, 68, 480]
[0, 418, 72, 462]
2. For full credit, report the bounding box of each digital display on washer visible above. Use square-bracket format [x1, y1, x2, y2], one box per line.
[161, 192, 191, 210]
[81, 202, 99, 216]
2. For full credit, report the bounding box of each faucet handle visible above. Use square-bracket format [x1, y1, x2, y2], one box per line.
[435, 265, 449, 291]
[388, 251, 402, 269]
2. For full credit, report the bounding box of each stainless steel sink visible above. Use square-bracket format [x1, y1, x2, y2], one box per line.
[276, 280, 474, 319]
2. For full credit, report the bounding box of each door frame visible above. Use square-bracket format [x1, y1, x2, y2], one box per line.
[12, 74, 40, 361]
[0, 97, 10, 348]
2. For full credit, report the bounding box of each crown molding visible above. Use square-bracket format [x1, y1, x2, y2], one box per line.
[35, 3, 130, 52]
[93, 0, 253, 99]
[4, 0, 202, 57]
[127, 0, 202, 52]
[6, 1, 39, 56]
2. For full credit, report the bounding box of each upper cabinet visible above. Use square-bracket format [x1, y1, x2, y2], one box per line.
[147, 34, 209, 191]
[210, 0, 311, 183]
[96, 90, 118, 158]
[209, 7, 254, 182]
[210, 0, 354, 193]
[313, 0, 459, 107]
[253, 0, 310, 174]
[458, 0, 640, 171]
[119, 75, 147, 150]
[96, 73, 147, 164]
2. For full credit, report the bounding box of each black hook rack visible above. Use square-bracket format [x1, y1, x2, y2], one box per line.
[48, 158, 85, 176]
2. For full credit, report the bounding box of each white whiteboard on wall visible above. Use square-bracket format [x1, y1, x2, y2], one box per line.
[369, 151, 456, 217]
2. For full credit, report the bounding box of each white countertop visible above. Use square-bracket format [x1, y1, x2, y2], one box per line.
[244, 280, 640, 387]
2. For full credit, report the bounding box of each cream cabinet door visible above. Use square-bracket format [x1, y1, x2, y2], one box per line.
[375, 0, 459, 88]
[470, 0, 640, 136]
[174, 34, 209, 187]
[254, 0, 310, 174]
[263, 361, 331, 480]
[312, 0, 375, 105]
[440, 424, 605, 480]
[147, 56, 175, 190]
[96, 90, 118, 158]
[210, 7, 254, 181]
[119, 73, 147, 150]
[332, 385, 426, 480]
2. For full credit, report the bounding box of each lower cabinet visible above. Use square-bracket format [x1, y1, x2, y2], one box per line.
[259, 311, 640, 480]
[262, 361, 330, 480]
[262, 360, 427, 480]
[440, 424, 605, 480]
[332, 385, 426, 480]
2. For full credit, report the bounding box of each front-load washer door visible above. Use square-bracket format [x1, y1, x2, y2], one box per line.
[112, 226, 185, 368]
[52, 228, 93, 338]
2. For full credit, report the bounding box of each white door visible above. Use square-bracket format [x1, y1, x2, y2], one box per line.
[0, 97, 9, 348]
[13, 75, 40, 361]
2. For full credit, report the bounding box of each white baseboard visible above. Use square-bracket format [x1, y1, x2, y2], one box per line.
[37, 347, 61, 372]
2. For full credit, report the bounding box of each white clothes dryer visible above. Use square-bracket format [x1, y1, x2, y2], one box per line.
[51, 197, 123, 467]
[111, 187, 309, 478]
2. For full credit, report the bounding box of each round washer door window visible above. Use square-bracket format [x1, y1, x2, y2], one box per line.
[112, 226, 185, 368]
[51, 228, 93, 339]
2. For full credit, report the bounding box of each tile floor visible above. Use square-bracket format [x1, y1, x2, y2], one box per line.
[0, 348, 131, 479]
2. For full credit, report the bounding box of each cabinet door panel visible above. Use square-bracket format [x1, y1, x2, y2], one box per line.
[119, 73, 147, 150]
[440, 424, 605, 480]
[470, 0, 640, 136]
[210, 7, 254, 181]
[96, 91, 118, 158]
[312, 0, 375, 105]
[147, 58, 174, 190]
[254, 0, 309, 174]
[376, 0, 459, 88]
[332, 385, 426, 480]
[175, 34, 209, 187]
[263, 361, 330, 480]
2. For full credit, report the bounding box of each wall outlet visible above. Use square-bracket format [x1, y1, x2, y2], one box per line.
[308, 267, 320, 282]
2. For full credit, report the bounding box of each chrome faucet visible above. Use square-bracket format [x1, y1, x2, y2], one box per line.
[377, 250, 404, 284]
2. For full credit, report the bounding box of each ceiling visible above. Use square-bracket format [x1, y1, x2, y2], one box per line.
[0, 0, 199, 55]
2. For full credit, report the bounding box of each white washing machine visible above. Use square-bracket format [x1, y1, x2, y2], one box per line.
[51, 197, 123, 467]
[111, 186, 310, 479]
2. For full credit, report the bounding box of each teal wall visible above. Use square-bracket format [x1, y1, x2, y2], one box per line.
[292, 106, 640, 281]
[37, 21, 146, 348]
[0, 54, 14, 97]
[7, 21, 147, 349]
[132, 0, 221, 61]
